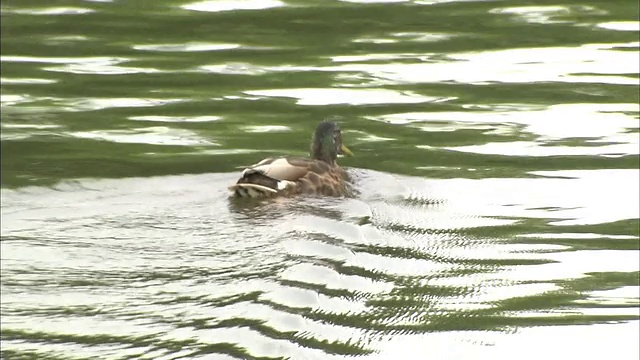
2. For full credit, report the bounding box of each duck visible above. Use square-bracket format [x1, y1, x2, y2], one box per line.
[229, 120, 353, 198]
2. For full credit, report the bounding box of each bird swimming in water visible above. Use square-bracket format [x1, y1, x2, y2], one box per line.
[229, 120, 353, 198]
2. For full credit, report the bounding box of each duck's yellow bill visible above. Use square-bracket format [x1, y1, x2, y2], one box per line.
[340, 144, 354, 156]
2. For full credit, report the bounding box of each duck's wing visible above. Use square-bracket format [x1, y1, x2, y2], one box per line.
[229, 157, 312, 198]
[242, 157, 311, 181]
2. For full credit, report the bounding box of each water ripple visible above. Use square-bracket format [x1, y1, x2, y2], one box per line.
[2, 170, 638, 358]
[245, 88, 440, 105]
[181, 0, 286, 12]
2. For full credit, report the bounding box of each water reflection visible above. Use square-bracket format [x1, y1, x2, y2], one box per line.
[133, 42, 242, 52]
[2, 168, 638, 358]
[181, 0, 286, 12]
[0, 56, 160, 75]
[245, 88, 439, 105]
[129, 115, 223, 123]
[597, 21, 640, 31]
[489, 5, 607, 25]
[59, 97, 185, 111]
[327, 43, 639, 85]
[5, 7, 96, 15]
[0, 78, 57, 85]
[71, 127, 216, 146]
[373, 103, 639, 157]
[191, 42, 639, 86]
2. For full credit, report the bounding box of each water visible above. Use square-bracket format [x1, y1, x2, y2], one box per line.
[1, 0, 639, 359]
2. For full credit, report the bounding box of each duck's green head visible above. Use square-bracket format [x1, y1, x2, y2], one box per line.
[310, 121, 353, 163]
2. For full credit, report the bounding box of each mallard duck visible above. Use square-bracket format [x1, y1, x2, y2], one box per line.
[229, 121, 353, 198]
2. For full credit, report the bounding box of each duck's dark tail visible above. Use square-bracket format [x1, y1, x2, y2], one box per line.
[229, 172, 290, 198]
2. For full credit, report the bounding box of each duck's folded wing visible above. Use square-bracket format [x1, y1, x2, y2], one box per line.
[243, 157, 310, 181]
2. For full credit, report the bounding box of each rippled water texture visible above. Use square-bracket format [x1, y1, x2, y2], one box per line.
[1, 0, 639, 359]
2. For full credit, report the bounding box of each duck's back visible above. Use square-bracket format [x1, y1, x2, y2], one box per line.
[230, 156, 349, 198]
[297, 160, 350, 196]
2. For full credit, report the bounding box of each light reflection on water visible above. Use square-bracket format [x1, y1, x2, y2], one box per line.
[133, 42, 242, 52]
[325, 43, 639, 85]
[489, 5, 607, 25]
[245, 88, 439, 105]
[3, 7, 96, 16]
[71, 127, 217, 146]
[2, 167, 639, 358]
[182, 0, 286, 12]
